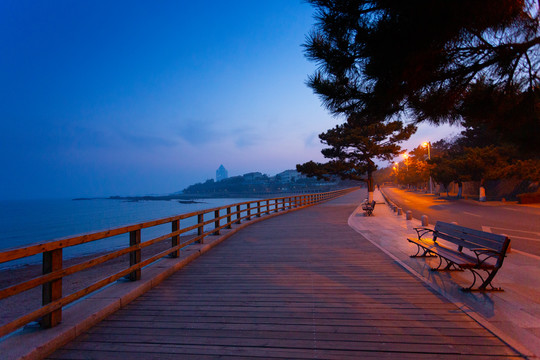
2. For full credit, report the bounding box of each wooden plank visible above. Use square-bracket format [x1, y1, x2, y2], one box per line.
[55, 338, 519, 358]
[95, 319, 494, 337]
[51, 346, 517, 360]
[65, 333, 518, 355]
[87, 326, 503, 346]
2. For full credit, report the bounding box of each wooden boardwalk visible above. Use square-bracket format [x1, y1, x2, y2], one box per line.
[48, 191, 522, 359]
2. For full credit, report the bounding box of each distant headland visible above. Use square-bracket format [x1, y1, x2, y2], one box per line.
[73, 167, 361, 201]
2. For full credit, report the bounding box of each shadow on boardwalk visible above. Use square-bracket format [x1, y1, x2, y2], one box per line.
[48, 190, 523, 359]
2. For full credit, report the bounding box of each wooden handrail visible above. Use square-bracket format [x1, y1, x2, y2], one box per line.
[0, 188, 356, 337]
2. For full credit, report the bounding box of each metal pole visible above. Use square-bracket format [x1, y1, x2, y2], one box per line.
[428, 142, 433, 194]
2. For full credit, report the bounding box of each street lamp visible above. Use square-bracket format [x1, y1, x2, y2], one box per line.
[402, 153, 409, 189]
[402, 153, 409, 171]
[422, 142, 433, 194]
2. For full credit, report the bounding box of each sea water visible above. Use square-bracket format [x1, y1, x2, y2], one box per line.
[0, 197, 252, 269]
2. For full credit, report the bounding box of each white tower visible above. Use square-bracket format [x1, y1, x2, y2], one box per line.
[216, 165, 228, 182]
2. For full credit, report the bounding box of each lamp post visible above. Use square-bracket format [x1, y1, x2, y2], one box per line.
[402, 153, 409, 189]
[402, 153, 409, 171]
[422, 142, 433, 194]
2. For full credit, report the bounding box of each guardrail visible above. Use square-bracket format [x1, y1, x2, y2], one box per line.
[0, 188, 356, 337]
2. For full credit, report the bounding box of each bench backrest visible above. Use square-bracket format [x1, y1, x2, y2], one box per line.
[371, 200, 376, 208]
[433, 221, 510, 256]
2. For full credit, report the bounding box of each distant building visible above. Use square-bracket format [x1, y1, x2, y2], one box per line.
[276, 170, 305, 183]
[242, 172, 264, 183]
[216, 165, 228, 182]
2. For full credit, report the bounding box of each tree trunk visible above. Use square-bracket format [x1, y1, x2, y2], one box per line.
[367, 171, 374, 202]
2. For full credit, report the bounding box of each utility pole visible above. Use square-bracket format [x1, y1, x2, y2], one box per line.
[423, 142, 433, 194]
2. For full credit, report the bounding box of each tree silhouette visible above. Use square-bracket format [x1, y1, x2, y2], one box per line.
[297, 115, 415, 201]
[305, 0, 539, 127]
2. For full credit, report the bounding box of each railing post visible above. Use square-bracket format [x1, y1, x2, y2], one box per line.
[198, 213, 204, 243]
[236, 205, 241, 224]
[274, 199, 278, 212]
[129, 229, 141, 281]
[226, 207, 232, 229]
[265, 200, 270, 214]
[257, 201, 261, 217]
[41, 248, 62, 328]
[214, 210, 220, 235]
[247, 203, 251, 220]
[171, 219, 179, 258]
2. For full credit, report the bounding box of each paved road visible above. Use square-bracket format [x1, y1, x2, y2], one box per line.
[381, 186, 540, 257]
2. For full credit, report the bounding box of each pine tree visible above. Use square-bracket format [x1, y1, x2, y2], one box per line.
[305, 0, 539, 127]
[297, 115, 415, 201]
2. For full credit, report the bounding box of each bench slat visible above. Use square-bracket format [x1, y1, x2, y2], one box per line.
[438, 229, 505, 252]
[436, 223, 508, 252]
[436, 222, 508, 251]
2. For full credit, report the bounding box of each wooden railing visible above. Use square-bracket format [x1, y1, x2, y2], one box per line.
[0, 188, 355, 337]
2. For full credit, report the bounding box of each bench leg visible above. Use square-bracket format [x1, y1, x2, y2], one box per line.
[462, 268, 504, 292]
[430, 257, 463, 272]
[410, 244, 437, 258]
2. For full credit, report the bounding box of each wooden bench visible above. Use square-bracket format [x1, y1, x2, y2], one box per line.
[407, 221, 511, 291]
[362, 200, 376, 216]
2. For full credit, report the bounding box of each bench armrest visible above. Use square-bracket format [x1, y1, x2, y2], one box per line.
[471, 248, 501, 266]
[413, 227, 435, 240]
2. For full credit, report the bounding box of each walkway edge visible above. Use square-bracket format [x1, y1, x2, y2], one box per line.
[1, 201, 330, 360]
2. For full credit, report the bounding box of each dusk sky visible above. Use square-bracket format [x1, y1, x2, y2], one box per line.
[1, 0, 459, 200]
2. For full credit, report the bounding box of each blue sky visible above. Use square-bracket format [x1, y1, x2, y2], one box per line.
[0, 0, 458, 200]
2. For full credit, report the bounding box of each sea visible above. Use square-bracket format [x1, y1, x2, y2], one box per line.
[0, 197, 252, 269]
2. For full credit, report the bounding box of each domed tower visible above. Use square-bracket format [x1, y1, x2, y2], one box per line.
[216, 164, 228, 182]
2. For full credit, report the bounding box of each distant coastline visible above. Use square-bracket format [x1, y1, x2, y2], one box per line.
[72, 195, 208, 202]
[72, 191, 331, 202]
[72, 170, 363, 202]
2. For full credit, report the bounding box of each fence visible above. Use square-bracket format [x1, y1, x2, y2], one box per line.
[0, 188, 355, 337]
